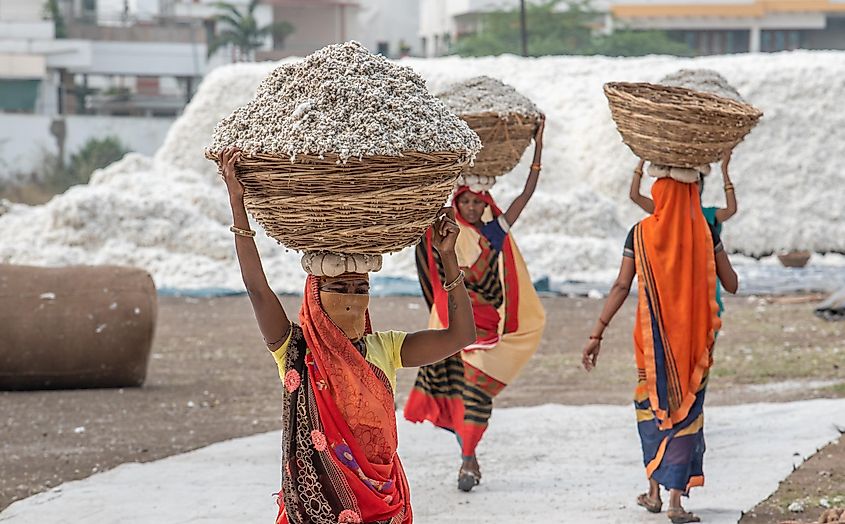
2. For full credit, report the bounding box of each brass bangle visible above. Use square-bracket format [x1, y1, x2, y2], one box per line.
[589, 335, 603, 341]
[634, 170, 643, 177]
[598, 317, 609, 327]
[442, 270, 465, 292]
[530, 162, 542, 171]
[230, 225, 256, 238]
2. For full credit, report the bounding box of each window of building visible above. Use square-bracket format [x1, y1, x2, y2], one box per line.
[675, 30, 749, 55]
[761, 30, 802, 52]
[376, 41, 389, 56]
[0, 80, 40, 113]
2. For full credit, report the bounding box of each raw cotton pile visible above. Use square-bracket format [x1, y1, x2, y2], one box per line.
[659, 68, 746, 102]
[437, 75, 542, 119]
[156, 62, 274, 177]
[204, 42, 481, 269]
[207, 41, 480, 161]
[0, 51, 844, 293]
[437, 76, 542, 182]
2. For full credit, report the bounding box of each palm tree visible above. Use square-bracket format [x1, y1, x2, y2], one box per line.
[208, 0, 295, 62]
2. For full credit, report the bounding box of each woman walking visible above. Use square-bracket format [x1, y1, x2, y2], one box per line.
[629, 153, 737, 317]
[404, 120, 547, 492]
[219, 147, 476, 524]
[583, 161, 738, 523]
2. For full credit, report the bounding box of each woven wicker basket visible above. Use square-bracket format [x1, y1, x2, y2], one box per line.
[604, 82, 762, 168]
[459, 112, 540, 177]
[206, 150, 466, 255]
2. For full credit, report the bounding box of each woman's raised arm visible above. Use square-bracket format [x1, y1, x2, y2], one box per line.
[503, 116, 545, 227]
[220, 147, 290, 350]
[629, 159, 654, 214]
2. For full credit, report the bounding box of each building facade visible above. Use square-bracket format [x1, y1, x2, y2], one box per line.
[418, 0, 845, 56]
[611, 0, 845, 54]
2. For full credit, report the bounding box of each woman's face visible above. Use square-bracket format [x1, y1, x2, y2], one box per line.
[319, 275, 369, 341]
[456, 192, 487, 225]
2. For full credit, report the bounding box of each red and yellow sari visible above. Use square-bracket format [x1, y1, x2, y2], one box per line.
[277, 275, 412, 524]
[632, 178, 721, 493]
[404, 187, 545, 459]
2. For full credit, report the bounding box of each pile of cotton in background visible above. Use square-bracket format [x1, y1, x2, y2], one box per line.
[0, 50, 843, 294]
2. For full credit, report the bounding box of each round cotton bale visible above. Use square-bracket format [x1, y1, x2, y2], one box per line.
[0, 265, 157, 390]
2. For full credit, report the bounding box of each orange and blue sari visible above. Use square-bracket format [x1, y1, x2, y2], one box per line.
[628, 178, 722, 493]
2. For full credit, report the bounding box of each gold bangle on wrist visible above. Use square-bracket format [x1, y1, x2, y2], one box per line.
[442, 270, 465, 292]
[230, 225, 256, 238]
[634, 170, 643, 177]
[531, 162, 542, 172]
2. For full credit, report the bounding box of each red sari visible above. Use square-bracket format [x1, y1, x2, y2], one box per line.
[277, 275, 411, 524]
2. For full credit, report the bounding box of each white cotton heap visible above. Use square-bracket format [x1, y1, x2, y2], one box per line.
[659, 68, 746, 103]
[206, 41, 481, 162]
[0, 51, 843, 292]
[437, 75, 542, 118]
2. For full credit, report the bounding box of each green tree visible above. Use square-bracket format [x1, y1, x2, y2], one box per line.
[455, 0, 595, 57]
[43, 0, 67, 39]
[65, 137, 129, 187]
[589, 30, 692, 57]
[208, 0, 295, 61]
[454, 0, 691, 58]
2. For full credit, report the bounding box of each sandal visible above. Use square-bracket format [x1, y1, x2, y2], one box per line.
[457, 469, 480, 492]
[667, 507, 700, 523]
[457, 460, 481, 492]
[637, 493, 663, 513]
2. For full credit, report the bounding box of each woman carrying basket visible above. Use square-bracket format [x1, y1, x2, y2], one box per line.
[219, 147, 476, 524]
[629, 151, 738, 319]
[582, 165, 738, 524]
[404, 118, 547, 492]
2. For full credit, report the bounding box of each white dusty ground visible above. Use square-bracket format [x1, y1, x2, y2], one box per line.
[2, 400, 844, 524]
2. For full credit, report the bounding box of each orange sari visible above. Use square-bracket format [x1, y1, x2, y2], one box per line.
[634, 178, 721, 430]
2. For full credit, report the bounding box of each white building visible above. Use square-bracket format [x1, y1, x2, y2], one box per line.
[357, 0, 421, 58]
[418, 0, 845, 56]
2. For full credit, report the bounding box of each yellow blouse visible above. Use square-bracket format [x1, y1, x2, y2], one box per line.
[271, 326, 406, 392]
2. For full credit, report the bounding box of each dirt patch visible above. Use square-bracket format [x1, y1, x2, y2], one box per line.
[740, 436, 845, 524]
[1, 294, 843, 511]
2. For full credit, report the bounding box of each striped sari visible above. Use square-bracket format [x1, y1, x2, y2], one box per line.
[404, 187, 545, 459]
[631, 179, 721, 493]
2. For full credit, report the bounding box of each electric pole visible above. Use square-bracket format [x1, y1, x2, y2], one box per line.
[520, 0, 528, 56]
